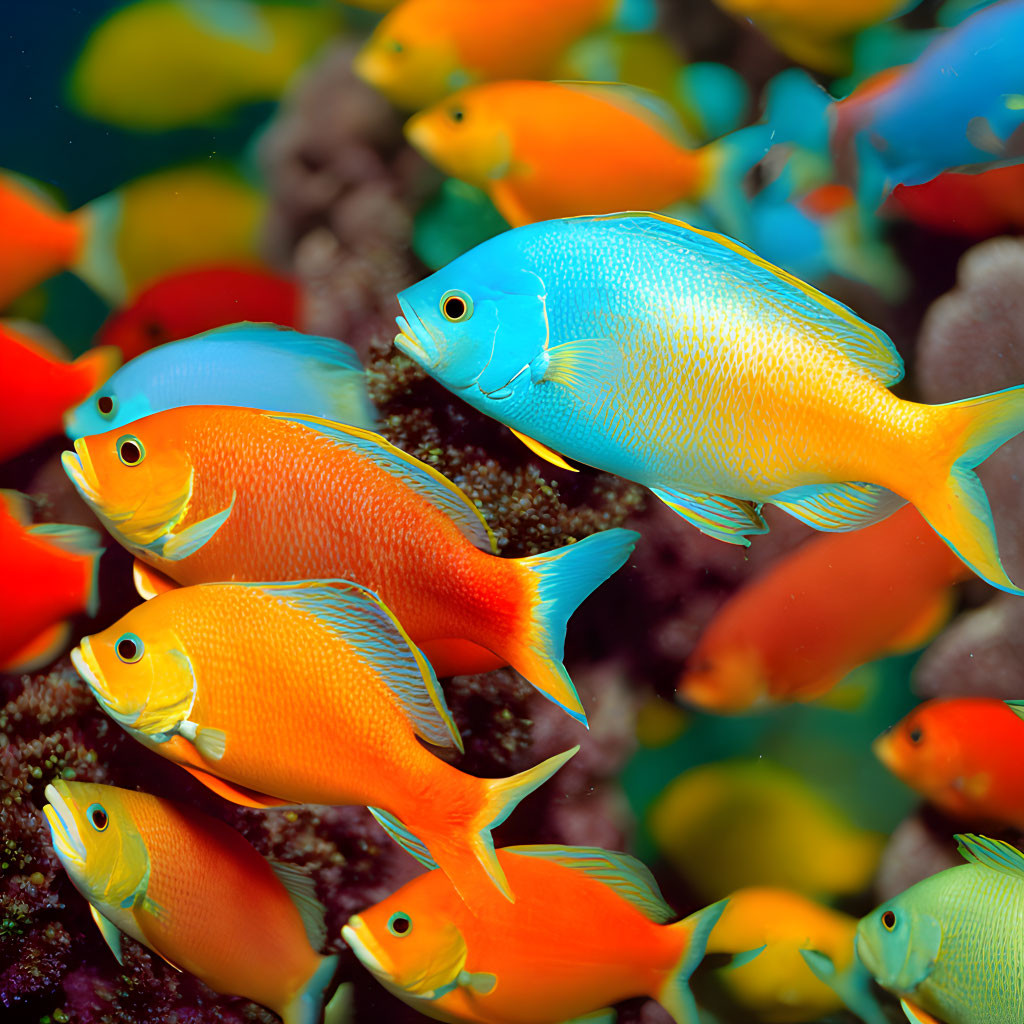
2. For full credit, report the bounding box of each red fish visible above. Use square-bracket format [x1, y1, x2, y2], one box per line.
[98, 265, 302, 360]
[0, 491, 103, 672]
[876, 698, 1024, 829]
[0, 323, 119, 462]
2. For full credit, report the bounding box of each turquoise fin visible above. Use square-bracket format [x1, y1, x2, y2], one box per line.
[254, 580, 462, 752]
[1006, 700, 1024, 723]
[955, 833, 1024, 877]
[367, 806, 438, 869]
[723, 944, 766, 969]
[89, 904, 124, 965]
[800, 949, 889, 1024]
[154, 494, 235, 560]
[506, 845, 674, 922]
[650, 486, 768, 546]
[281, 952, 341, 1024]
[559, 1012, 616, 1024]
[900, 1000, 942, 1024]
[268, 860, 328, 950]
[768, 481, 905, 532]
[659, 900, 729, 1024]
[267, 413, 495, 553]
[30, 522, 104, 614]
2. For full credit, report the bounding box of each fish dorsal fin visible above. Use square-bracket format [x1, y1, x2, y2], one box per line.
[268, 860, 328, 951]
[267, 413, 496, 553]
[556, 81, 691, 148]
[191, 323, 365, 374]
[956, 833, 1024, 878]
[253, 580, 463, 752]
[505, 845, 674, 923]
[589, 212, 904, 386]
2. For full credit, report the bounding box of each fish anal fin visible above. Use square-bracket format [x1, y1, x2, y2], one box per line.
[268, 860, 327, 950]
[884, 589, 956, 655]
[769, 481, 905, 532]
[89, 904, 124, 965]
[509, 428, 578, 472]
[367, 807, 438, 868]
[651, 485, 768, 545]
[133, 559, 179, 600]
[181, 766, 292, 809]
[900, 1000, 942, 1024]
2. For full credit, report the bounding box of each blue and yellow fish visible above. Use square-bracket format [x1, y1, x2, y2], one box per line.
[395, 212, 1024, 595]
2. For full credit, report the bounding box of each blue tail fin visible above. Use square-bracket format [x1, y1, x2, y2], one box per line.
[658, 900, 728, 1024]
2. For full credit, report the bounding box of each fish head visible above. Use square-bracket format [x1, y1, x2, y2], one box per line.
[873, 703, 959, 795]
[396, 240, 549, 402]
[65, 366, 154, 441]
[343, 902, 469, 1000]
[855, 899, 941, 996]
[405, 87, 514, 189]
[61, 414, 194, 552]
[678, 645, 770, 713]
[43, 780, 149, 911]
[354, 6, 465, 110]
[72, 600, 197, 742]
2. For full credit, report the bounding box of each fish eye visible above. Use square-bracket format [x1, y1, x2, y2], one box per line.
[909, 727, 923, 744]
[116, 434, 145, 467]
[387, 912, 412, 936]
[97, 395, 116, 417]
[87, 802, 108, 831]
[388, 38, 403, 54]
[116, 633, 144, 664]
[440, 290, 473, 323]
[882, 910, 897, 931]
[449, 106, 465, 123]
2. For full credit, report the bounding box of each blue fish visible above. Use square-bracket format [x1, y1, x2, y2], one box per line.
[65, 323, 375, 439]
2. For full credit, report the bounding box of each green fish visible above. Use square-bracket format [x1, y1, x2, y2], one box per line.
[854, 833, 1024, 1023]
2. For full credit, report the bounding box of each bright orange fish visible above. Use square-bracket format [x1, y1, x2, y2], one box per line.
[355, 0, 652, 110]
[44, 780, 340, 1024]
[62, 406, 638, 724]
[678, 507, 968, 713]
[72, 579, 577, 906]
[875, 697, 1024, 830]
[343, 844, 726, 1024]
[0, 491, 102, 673]
[405, 80, 766, 228]
[0, 322, 118, 462]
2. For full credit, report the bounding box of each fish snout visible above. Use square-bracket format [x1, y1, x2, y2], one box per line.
[343, 917, 395, 980]
[44, 781, 87, 865]
[871, 729, 897, 768]
[61, 443, 103, 510]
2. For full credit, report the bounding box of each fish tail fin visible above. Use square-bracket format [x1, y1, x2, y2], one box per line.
[913, 386, 1024, 594]
[280, 954, 341, 1024]
[72, 193, 127, 305]
[73, 344, 121, 391]
[503, 529, 639, 726]
[658, 900, 729, 1024]
[800, 949, 889, 1024]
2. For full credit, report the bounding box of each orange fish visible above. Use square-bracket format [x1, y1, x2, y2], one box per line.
[62, 408, 637, 724]
[44, 780, 340, 1024]
[875, 698, 1024, 830]
[343, 844, 726, 1024]
[0, 491, 103, 673]
[678, 507, 967, 713]
[0, 322, 119, 462]
[405, 80, 767, 229]
[72, 579, 578, 906]
[355, 0, 652, 110]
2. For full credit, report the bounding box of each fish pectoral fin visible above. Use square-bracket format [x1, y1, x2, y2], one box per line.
[457, 970, 497, 995]
[650, 486, 768, 546]
[768, 481, 905, 532]
[194, 726, 227, 762]
[132, 559, 179, 600]
[89, 904, 124, 965]
[541, 337, 621, 404]
[158, 493, 236, 560]
[722, 944, 766, 969]
[181, 766, 293, 809]
[509, 429, 579, 472]
[268, 860, 328, 951]
[900, 1000, 943, 1024]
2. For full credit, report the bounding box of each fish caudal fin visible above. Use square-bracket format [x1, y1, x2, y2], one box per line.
[914, 386, 1024, 594]
[505, 529, 639, 726]
[658, 900, 728, 1024]
[800, 949, 889, 1024]
[280, 954, 341, 1024]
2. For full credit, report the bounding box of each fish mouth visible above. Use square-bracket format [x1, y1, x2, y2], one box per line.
[343, 918, 395, 981]
[72, 639, 138, 727]
[395, 299, 440, 368]
[44, 781, 87, 866]
[61, 441, 103, 511]
[871, 730, 895, 768]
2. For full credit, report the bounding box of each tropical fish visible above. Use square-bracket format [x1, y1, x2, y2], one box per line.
[65, 324, 374, 440]
[851, 833, 1024, 1023]
[0, 322, 119, 462]
[714, 0, 920, 73]
[705, 887, 886, 1024]
[71, 578, 577, 905]
[649, 760, 883, 901]
[354, 0, 655, 110]
[61, 406, 638, 723]
[404, 81, 769, 232]
[678, 507, 966, 713]
[43, 780, 340, 1024]
[874, 697, 1024, 829]
[97, 265, 301, 360]
[343, 843, 726, 1024]
[0, 491, 102, 673]
[69, 0, 337, 131]
[0, 166, 265, 308]
[395, 212, 1024, 596]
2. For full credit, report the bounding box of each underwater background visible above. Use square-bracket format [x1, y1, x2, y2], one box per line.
[3, 1, 1024, 1022]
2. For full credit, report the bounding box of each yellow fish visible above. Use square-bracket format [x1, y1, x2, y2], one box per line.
[648, 760, 883, 901]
